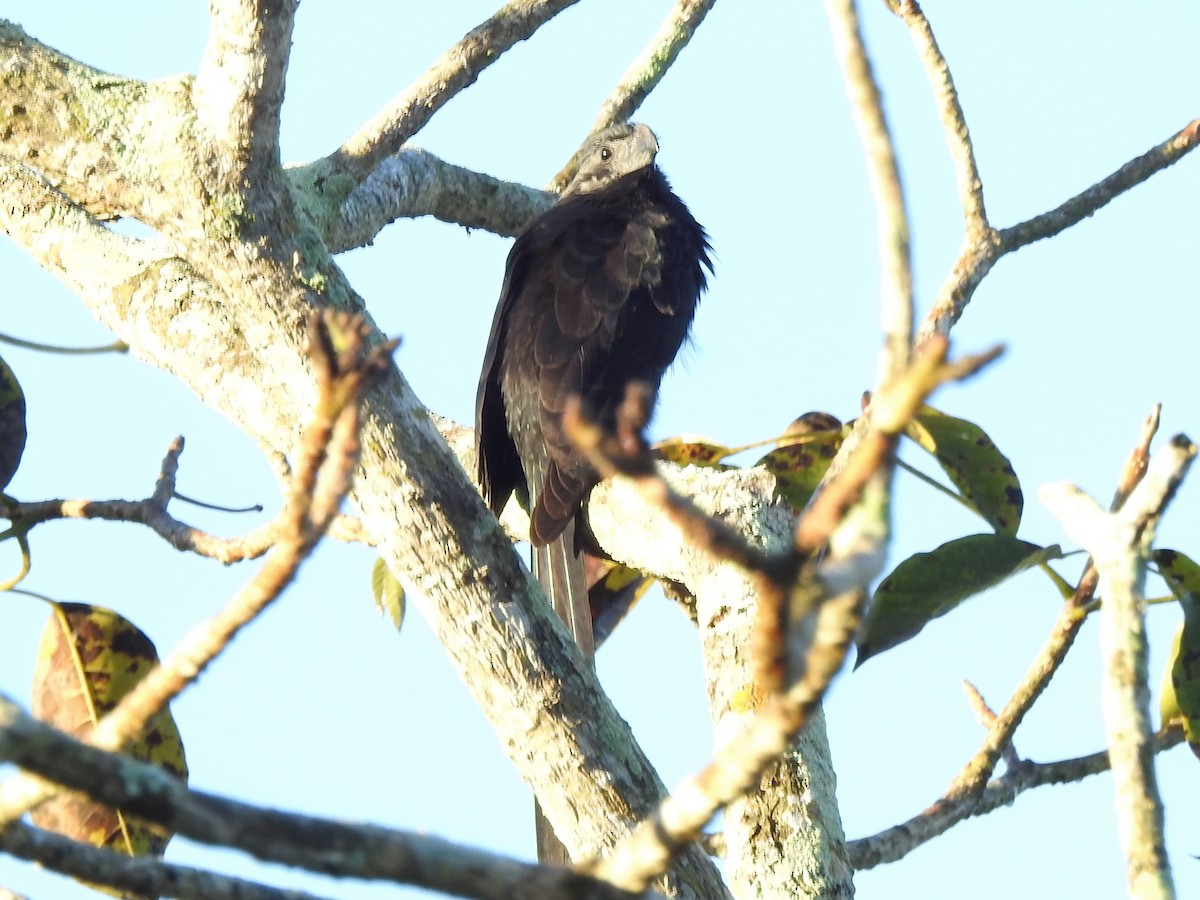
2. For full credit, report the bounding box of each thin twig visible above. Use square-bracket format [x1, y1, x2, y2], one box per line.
[0, 332, 128, 355]
[918, 117, 1200, 343]
[591, 0, 715, 132]
[2, 439, 276, 565]
[0, 821, 332, 900]
[849, 725, 1184, 869]
[890, 1, 987, 234]
[539, 0, 717, 193]
[999, 118, 1200, 252]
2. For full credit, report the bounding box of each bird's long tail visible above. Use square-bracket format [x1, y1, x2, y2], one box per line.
[531, 519, 592, 866]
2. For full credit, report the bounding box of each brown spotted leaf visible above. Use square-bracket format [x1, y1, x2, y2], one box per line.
[0, 354, 27, 491]
[371, 556, 406, 631]
[30, 602, 187, 890]
[857, 535, 1060, 666]
[1156, 550, 1200, 755]
[756, 419, 848, 512]
[653, 435, 734, 468]
[905, 406, 1022, 536]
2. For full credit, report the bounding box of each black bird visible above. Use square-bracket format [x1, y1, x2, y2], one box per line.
[475, 122, 710, 861]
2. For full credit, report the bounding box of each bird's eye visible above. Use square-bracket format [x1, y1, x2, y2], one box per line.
[600, 146, 613, 161]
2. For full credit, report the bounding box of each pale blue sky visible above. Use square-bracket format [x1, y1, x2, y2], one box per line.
[1, 3, 1197, 898]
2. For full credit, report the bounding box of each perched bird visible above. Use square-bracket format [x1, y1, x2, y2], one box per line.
[475, 121, 711, 863]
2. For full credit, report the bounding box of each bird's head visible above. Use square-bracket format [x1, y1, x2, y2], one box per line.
[562, 122, 660, 196]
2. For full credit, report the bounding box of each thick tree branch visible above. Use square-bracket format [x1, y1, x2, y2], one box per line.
[0, 697, 654, 900]
[195, 0, 297, 187]
[0, 21, 146, 218]
[577, 340, 995, 894]
[299, 148, 553, 253]
[331, 0, 582, 181]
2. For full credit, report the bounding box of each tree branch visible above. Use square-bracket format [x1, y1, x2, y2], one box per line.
[919, 116, 1200, 342]
[1041, 437, 1195, 898]
[2, 437, 279, 564]
[824, 0, 912, 375]
[299, 148, 553, 253]
[999, 118, 1200, 252]
[195, 0, 297, 187]
[848, 725, 1185, 869]
[592, 0, 716, 133]
[889, 0, 987, 235]
[0, 21, 147, 218]
[0, 821, 333, 900]
[330, 0, 582, 181]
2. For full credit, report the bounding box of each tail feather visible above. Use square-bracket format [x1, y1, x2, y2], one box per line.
[531, 518, 592, 865]
[533, 520, 594, 656]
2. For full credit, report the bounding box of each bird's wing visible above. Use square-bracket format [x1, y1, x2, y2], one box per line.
[528, 205, 665, 545]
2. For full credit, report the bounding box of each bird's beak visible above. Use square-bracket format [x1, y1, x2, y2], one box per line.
[631, 123, 660, 159]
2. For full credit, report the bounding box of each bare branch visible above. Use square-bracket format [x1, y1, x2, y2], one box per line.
[823, 0, 913, 377]
[331, 0, 582, 180]
[0, 822, 333, 900]
[999, 118, 1200, 252]
[582, 0, 717, 162]
[1041, 437, 1195, 898]
[3, 438, 274, 564]
[890, 1, 987, 234]
[918, 116, 1200, 343]
[299, 148, 553, 253]
[849, 726, 1185, 869]
[195, 0, 298, 185]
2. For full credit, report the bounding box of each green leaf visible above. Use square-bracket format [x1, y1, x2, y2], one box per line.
[1155, 549, 1200, 749]
[1155, 548, 1200, 599]
[371, 556, 405, 631]
[905, 406, 1022, 536]
[0, 354, 27, 491]
[30, 602, 187, 884]
[857, 535, 1061, 666]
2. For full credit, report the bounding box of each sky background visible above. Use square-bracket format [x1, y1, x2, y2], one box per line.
[1, 2, 1198, 898]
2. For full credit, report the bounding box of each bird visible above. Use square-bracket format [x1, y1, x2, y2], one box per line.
[475, 121, 711, 864]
